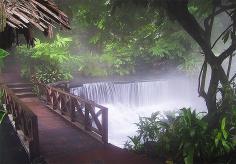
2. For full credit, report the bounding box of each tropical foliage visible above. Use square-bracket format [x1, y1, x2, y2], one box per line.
[125, 108, 236, 164]
[17, 35, 81, 83]
[68, 0, 201, 76]
[109, 0, 236, 120]
[1, 0, 236, 163]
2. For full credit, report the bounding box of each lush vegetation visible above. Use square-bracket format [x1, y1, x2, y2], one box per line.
[125, 108, 236, 163]
[101, 0, 236, 163]
[14, 0, 204, 78]
[1, 0, 236, 163]
[108, 0, 236, 119]
[66, 0, 201, 76]
[17, 35, 81, 83]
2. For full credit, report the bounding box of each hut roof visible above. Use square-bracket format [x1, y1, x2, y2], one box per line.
[0, 0, 70, 49]
[3, 0, 70, 32]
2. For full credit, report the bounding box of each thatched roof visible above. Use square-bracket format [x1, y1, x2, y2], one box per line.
[0, 0, 70, 48]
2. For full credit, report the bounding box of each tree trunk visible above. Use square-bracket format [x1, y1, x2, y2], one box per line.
[166, 1, 236, 117]
[205, 64, 219, 116]
[203, 61, 234, 125]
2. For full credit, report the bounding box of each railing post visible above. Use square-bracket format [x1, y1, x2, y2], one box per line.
[29, 116, 40, 160]
[70, 98, 75, 122]
[1, 84, 40, 162]
[102, 107, 108, 143]
[84, 103, 91, 131]
[46, 87, 50, 105]
[57, 93, 64, 115]
[31, 81, 110, 144]
[52, 92, 57, 110]
[14, 105, 20, 130]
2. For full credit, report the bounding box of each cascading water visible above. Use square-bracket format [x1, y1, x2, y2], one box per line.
[71, 78, 206, 147]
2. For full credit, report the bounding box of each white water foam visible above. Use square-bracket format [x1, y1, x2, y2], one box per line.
[71, 78, 206, 147]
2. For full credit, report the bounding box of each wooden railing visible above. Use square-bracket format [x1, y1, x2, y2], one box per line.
[0, 84, 39, 160]
[33, 81, 108, 143]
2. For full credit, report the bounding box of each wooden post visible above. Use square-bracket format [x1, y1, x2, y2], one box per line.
[46, 87, 50, 105]
[84, 103, 91, 131]
[70, 98, 75, 122]
[58, 94, 64, 115]
[29, 115, 40, 160]
[15, 104, 20, 130]
[102, 107, 108, 143]
[1, 85, 40, 161]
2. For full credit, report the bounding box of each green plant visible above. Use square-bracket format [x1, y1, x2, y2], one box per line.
[174, 108, 209, 163]
[0, 110, 6, 124]
[17, 35, 81, 83]
[213, 117, 236, 156]
[78, 53, 108, 76]
[70, 0, 200, 76]
[126, 108, 236, 164]
[0, 91, 6, 124]
[101, 42, 135, 75]
[0, 48, 8, 71]
[34, 67, 72, 84]
[77, 46, 135, 76]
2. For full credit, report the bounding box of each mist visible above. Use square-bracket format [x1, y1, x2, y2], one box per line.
[71, 74, 207, 147]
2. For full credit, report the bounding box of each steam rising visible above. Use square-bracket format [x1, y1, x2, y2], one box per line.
[72, 76, 206, 147]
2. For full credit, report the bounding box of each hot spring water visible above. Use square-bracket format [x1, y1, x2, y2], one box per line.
[71, 78, 206, 147]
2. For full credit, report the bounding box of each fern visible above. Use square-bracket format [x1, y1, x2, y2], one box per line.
[17, 34, 81, 83]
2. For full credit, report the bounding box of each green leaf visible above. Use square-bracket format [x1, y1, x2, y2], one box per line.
[215, 132, 222, 146]
[222, 31, 230, 43]
[0, 49, 8, 58]
[222, 140, 231, 152]
[222, 129, 228, 139]
[0, 110, 6, 124]
[190, 129, 195, 137]
[183, 144, 194, 164]
[221, 117, 226, 131]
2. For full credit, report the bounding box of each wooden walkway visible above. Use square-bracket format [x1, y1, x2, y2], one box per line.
[0, 61, 156, 164]
[5, 86, 155, 164]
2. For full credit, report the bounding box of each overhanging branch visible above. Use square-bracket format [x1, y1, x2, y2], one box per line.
[205, 4, 236, 22]
[165, 1, 218, 64]
[198, 60, 207, 99]
[218, 42, 236, 63]
[211, 24, 233, 49]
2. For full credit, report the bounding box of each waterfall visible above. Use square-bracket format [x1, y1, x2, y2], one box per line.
[71, 78, 206, 147]
[71, 79, 202, 108]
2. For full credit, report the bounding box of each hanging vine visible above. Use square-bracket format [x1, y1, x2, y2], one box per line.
[0, 0, 6, 32]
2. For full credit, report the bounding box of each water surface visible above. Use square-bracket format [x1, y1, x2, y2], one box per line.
[72, 78, 206, 147]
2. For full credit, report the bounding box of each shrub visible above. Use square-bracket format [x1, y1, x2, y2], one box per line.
[125, 108, 236, 164]
[17, 35, 81, 83]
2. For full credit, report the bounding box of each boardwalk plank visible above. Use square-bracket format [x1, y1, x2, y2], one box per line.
[20, 97, 156, 164]
[1, 64, 156, 164]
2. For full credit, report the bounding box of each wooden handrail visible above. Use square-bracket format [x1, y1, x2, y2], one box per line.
[33, 80, 108, 143]
[0, 84, 40, 160]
